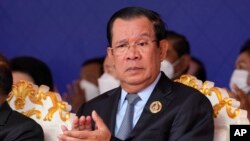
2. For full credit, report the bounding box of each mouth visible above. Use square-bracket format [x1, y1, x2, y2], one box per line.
[126, 67, 143, 72]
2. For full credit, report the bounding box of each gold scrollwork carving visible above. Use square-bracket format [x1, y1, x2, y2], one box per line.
[7, 80, 71, 122]
[175, 75, 240, 119]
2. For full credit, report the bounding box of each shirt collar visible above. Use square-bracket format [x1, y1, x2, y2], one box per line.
[120, 73, 162, 104]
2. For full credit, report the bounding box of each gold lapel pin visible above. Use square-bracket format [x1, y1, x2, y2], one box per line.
[150, 101, 162, 113]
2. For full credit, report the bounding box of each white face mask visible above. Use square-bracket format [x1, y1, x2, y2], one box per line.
[97, 73, 120, 94]
[80, 79, 99, 101]
[160, 60, 174, 79]
[172, 57, 187, 79]
[229, 69, 250, 94]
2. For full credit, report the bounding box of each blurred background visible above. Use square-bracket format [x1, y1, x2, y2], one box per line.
[1, 0, 250, 94]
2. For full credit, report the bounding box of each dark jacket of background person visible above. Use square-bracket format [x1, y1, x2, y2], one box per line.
[0, 54, 44, 141]
[0, 102, 44, 141]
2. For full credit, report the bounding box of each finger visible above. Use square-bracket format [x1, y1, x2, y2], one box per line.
[61, 125, 69, 132]
[63, 130, 91, 139]
[58, 133, 83, 141]
[85, 115, 92, 130]
[71, 116, 80, 130]
[226, 89, 236, 99]
[76, 80, 86, 102]
[62, 93, 69, 102]
[92, 110, 111, 140]
[92, 110, 106, 130]
[72, 80, 79, 95]
[233, 84, 246, 100]
[79, 116, 86, 131]
[67, 83, 74, 96]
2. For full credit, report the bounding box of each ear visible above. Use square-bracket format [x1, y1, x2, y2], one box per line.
[159, 39, 168, 61]
[107, 47, 114, 62]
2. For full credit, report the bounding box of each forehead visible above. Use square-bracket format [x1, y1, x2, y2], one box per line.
[12, 71, 34, 83]
[237, 52, 250, 64]
[111, 17, 154, 42]
[81, 63, 100, 71]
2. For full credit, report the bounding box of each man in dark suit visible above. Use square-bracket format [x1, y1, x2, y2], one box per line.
[59, 7, 214, 141]
[0, 54, 44, 141]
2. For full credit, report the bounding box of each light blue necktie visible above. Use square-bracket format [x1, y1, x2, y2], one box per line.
[116, 94, 140, 140]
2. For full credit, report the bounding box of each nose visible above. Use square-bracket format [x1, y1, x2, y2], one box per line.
[126, 45, 141, 60]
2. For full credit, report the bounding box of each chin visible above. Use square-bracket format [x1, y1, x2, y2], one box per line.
[126, 76, 148, 85]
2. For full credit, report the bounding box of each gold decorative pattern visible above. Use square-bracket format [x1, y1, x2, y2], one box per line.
[22, 108, 42, 119]
[7, 80, 71, 122]
[175, 75, 240, 119]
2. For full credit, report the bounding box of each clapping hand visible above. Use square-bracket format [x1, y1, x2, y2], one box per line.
[58, 111, 111, 141]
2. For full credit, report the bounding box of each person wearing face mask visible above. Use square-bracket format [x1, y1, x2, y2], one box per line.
[160, 59, 174, 79]
[229, 39, 250, 121]
[63, 57, 105, 112]
[0, 54, 44, 141]
[98, 55, 120, 94]
[164, 30, 191, 80]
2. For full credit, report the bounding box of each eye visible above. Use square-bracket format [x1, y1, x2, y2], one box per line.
[137, 41, 148, 47]
[116, 44, 127, 48]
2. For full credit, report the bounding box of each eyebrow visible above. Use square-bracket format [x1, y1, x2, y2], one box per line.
[114, 33, 152, 45]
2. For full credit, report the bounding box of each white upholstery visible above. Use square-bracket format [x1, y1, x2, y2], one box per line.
[7, 80, 76, 141]
[175, 75, 250, 141]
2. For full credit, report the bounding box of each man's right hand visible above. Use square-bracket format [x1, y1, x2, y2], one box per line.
[58, 110, 111, 141]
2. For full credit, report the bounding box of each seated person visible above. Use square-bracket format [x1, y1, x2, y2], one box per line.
[164, 30, 191, 80]
[63, 57, 105, 112]
[228, 39, 250, 121]
[0, 54, 44, 141]
[10, 56, 55, 91]
[98, 55, 120, 94]
[59, 6, 214, 141]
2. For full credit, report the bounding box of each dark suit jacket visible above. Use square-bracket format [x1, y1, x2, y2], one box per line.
[0, 101, 44, 141]
[77, 73, 214, 141]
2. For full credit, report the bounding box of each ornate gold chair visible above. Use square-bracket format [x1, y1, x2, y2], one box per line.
[7, 76, 250, 141]
[7, 80, 76, 141]
[175, 75, 249, 141]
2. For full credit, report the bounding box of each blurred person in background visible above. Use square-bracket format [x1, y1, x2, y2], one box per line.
[228, 39, 250, 121]
[164, 30, 207, 81]
[63, 57, 104, 112]
[98, 55, 120, 94]
[10, 56, 55, 91]
[164, 30, 191, 80]
[0, 54, 44, 141]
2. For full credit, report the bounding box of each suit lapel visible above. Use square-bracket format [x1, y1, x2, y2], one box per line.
[129, 73, 174, 138]
[101, 87, 121, 134]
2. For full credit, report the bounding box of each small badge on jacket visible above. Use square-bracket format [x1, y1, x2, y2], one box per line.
[150, 101, 162, 113]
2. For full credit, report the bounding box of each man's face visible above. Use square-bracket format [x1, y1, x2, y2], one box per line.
[12, 71, 34, 84]
[108, 16, 166, 93]
[164, 40, 179, 63]
[164, 40, 190, 79]
[80, 63, 101, 86]
[104, 56, 116, 78]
